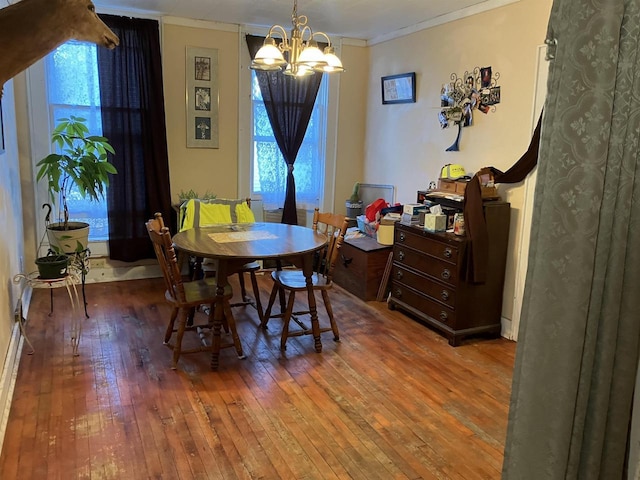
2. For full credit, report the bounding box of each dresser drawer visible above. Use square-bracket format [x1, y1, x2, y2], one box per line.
[390, 282, 457, 328]
[393, 246, 459, 287]
[395, 228, 459, 264]
[391, 265, 456, 308]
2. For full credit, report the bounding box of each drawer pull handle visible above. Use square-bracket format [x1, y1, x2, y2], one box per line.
[441, 290, 449, 301]
[399, 232, 405, 242]
[444, 247, 452, 258]
[341, 254, 353, 268]
[398, 251, 405, 261]
[396, 270, 403, 280]
[394, 288, 402, 299]
[441, 269, 451, 280]
[440, 311, 448, 322]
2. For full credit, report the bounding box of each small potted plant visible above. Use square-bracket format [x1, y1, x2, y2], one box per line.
[36, 116, 117, 254]
[345, 182, 363, 218]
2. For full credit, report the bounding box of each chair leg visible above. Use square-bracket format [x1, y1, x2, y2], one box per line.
[250, 271, 264, 324]
[261, 282, 280, 329]
[164, 307, 179, 344]
[280, 291, 296, 351]
[237, 272, 248, 301]
[172, 308, 189, 369]
[321, 290, 340, 342]
[222, 300, 245, 359]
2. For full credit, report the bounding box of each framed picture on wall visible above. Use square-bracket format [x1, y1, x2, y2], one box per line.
[186, 46, 219, 148]
[381, 72, 416, 104]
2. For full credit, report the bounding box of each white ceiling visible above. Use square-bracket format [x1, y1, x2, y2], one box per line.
[94, 0, 520, 43]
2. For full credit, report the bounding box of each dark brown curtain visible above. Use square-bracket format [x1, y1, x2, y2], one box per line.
[246, 35, 323, 225]
[97, 15, 173, 261]
[463, 112, 543, 283]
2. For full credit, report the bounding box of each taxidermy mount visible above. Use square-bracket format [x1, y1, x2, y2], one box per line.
[0, 0, 119, 97]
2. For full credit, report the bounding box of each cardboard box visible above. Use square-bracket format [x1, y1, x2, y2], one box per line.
[438, 178, 468, 195]
[424, 214, 447, 232]
[437, 179, 457, 193]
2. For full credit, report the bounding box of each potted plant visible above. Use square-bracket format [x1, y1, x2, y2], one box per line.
[345, 182, 363, 218]
[36, 115, 117, 254]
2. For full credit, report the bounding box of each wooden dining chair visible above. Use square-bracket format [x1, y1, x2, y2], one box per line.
[261, 208, 349, 350]
[178, 198, 264, 324]
[145, 212, 243, 369]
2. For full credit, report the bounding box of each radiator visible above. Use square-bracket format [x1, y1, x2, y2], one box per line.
[263, 207, 311, 227]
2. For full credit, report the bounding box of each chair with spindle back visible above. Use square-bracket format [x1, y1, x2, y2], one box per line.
[261, 208, 349, 350]
[145, 212, 243, 369]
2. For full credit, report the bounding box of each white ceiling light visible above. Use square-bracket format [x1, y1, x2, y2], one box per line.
[250, 0, 344, 77]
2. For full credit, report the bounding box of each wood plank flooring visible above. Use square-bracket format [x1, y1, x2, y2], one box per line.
[0, 273, 515, 479]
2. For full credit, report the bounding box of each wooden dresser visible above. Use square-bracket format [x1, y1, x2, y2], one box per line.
[388, 201, 510, 346]
[332, 235, 392, 301]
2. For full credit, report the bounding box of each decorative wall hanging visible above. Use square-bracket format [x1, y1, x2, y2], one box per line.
[439, 66, 501, 151]
[381, 72, 416, 104]
[186, 46, 219, 148]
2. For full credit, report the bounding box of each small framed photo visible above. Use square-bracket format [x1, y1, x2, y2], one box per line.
[480, 66, 492, 88]
[381, 72, 416, 104]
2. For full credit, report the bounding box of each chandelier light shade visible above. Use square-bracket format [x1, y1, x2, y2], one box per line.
[250, 0, 344, 77]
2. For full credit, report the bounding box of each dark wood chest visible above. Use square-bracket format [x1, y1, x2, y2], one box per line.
[388, 201, 510, 345]
[332, 236, 392, 301]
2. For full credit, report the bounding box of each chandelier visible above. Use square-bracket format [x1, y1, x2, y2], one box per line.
[250, 0, 344, 77]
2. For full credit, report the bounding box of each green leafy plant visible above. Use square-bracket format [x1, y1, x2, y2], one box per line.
[349, 182, 360, 203]
[36, 116, 117, 230]
[177, 189, 217, 202]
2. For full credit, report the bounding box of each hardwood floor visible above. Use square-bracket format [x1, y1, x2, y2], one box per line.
[0, 273, 515, 479]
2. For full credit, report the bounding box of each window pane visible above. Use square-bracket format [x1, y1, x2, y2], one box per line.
[251, 73, 327, 210]
[45, 41, 109, 241]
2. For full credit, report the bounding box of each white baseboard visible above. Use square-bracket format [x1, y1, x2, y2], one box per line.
[0, 321, 26, 455]
[0, 284, 33, 455]
[501, 316, 515, 341]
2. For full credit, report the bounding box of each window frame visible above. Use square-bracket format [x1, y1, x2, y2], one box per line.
[238, 27, 340, 215]
[249, 70, 329, 210]
[28, 43, 112, 256]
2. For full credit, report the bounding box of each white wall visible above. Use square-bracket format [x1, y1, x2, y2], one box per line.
[0, 79, 27, 445]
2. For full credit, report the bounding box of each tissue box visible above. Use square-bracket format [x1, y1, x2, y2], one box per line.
[403, 203, 429, 216]
[424, 213, 447, 232]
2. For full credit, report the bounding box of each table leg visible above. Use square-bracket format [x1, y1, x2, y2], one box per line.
[210, 259, 227, 370]
[302, 254, 322, 353]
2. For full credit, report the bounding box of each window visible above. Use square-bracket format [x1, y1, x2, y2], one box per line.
[251, 72, 328, 210]
[45, 41, 109, 240]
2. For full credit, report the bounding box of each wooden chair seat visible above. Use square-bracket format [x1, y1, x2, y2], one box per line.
[146, 213, 243, 370]
[261, 208, 349, 350]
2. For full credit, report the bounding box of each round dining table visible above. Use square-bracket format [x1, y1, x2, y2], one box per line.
[172, 222, 327, 369]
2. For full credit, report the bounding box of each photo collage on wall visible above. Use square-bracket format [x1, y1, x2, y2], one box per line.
[186, 47, 219, 148]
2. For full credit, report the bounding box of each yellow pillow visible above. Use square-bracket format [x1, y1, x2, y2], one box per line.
[235, 202, 255, 223]
[199, 203, 232, 225]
